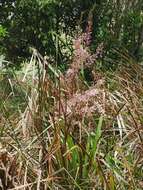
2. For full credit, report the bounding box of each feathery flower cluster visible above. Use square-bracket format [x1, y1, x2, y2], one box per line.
[58, 19, 106, 120]
[65, 18, 104, 83]
[65, 18, 93, 82]
[59, 79, 105, 121]
[68, 87, 105, 116]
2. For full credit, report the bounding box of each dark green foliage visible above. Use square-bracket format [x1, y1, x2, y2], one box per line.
[0, 0, 143, 66]
[0, 0, 82, 64]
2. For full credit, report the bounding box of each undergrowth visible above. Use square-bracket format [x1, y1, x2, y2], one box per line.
[0, 29, 143, 190]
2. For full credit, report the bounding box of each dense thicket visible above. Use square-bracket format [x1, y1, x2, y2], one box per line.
[0, 0, 143, 66]
[1, 1, 143, 189]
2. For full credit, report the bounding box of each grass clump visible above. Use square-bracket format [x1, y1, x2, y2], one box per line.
[0, 33, 143, 190]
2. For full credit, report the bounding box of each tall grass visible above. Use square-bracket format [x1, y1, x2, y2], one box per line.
[0, 34, 143, 189]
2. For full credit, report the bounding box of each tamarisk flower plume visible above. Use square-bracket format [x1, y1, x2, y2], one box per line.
[65, 18, 93, 81]
[64, 81, 106, 118]
[63, 18, 104, 96]
[57, 18, 106, 123]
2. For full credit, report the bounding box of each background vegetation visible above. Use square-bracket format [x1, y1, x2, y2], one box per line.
[1, 0, 143, 65]
[0, 0, 143, 189]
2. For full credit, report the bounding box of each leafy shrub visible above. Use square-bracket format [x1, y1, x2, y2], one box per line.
[1, 0, 143, 67]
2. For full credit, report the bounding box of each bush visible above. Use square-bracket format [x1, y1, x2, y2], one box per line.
[0, 0, 143, 67]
